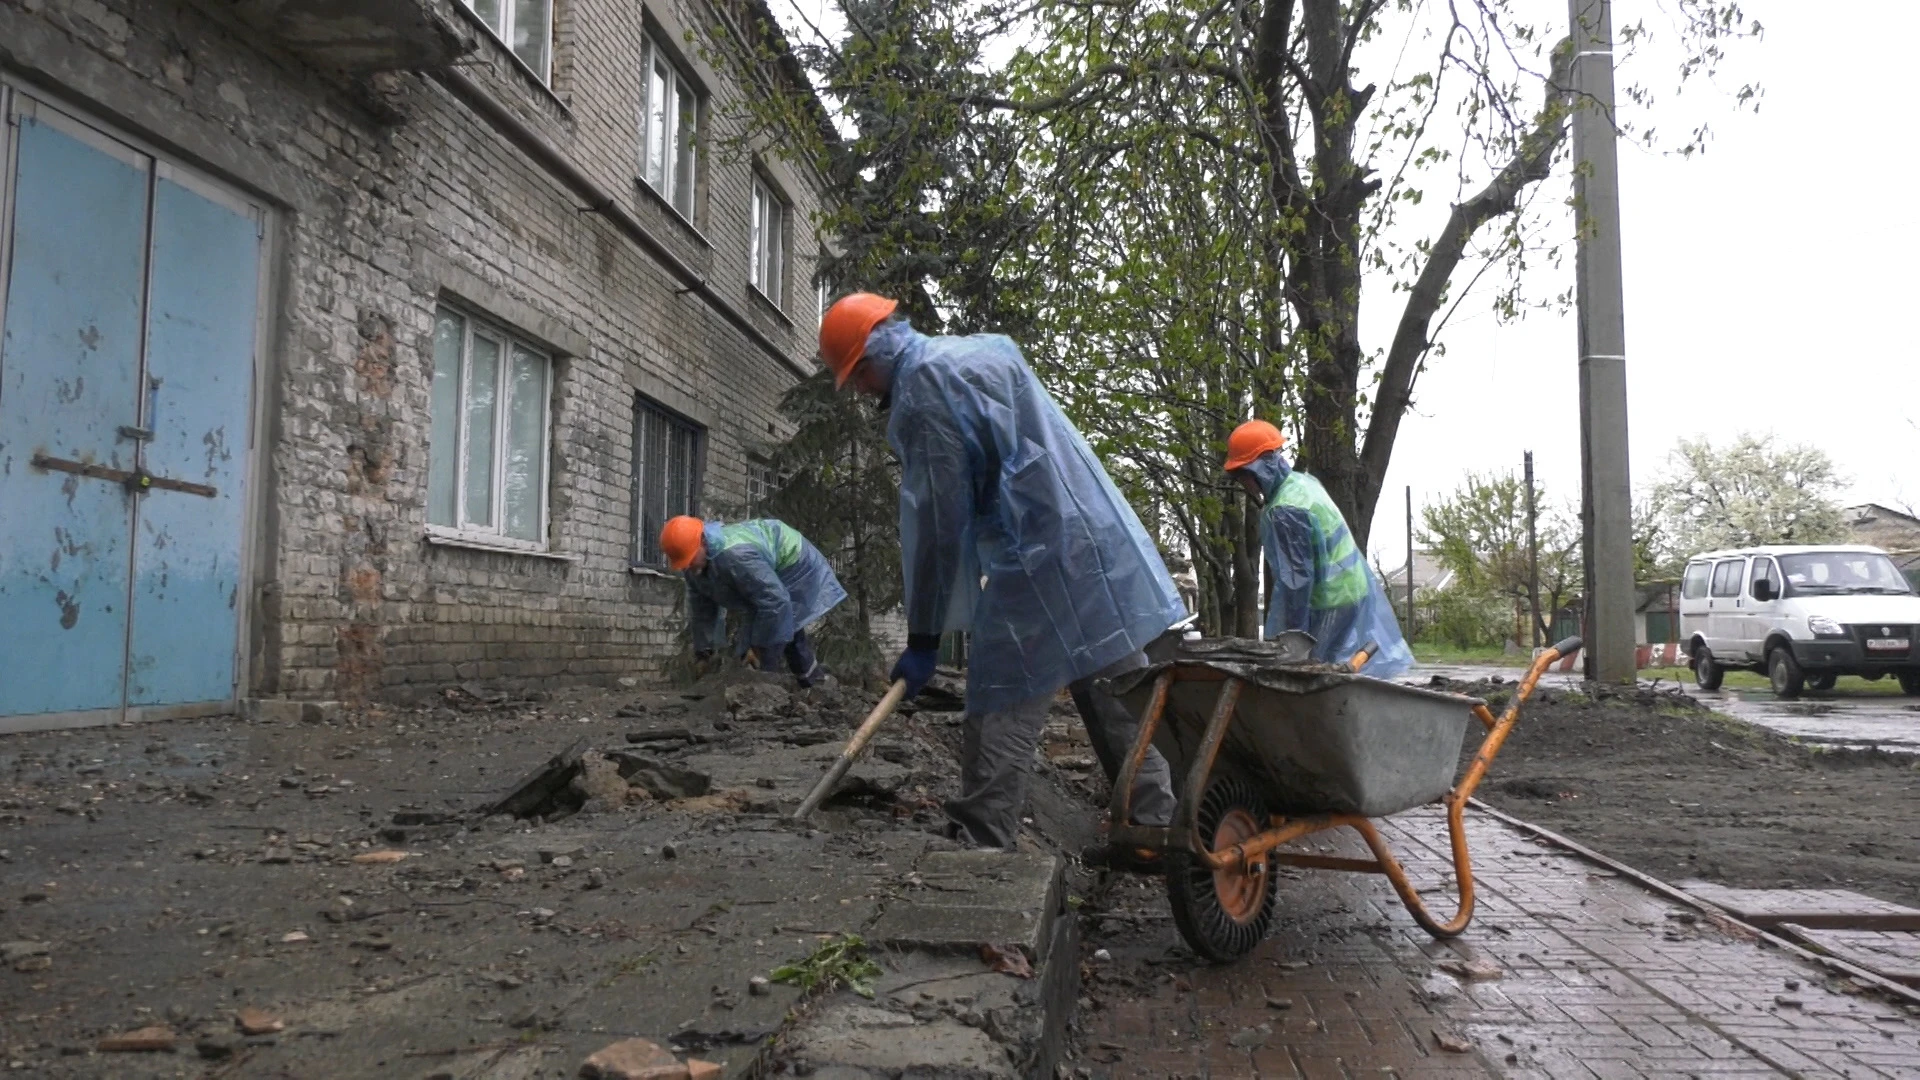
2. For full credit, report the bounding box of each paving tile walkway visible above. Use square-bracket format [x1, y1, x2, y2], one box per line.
[1072, 807, 1920, 1079]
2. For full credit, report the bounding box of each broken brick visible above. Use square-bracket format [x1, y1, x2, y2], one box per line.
[98, 1025, 176, 1052]
[580, 1037, 689, 1080]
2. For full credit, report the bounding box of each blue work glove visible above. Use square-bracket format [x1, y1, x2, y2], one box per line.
[890, 634, 941, 698]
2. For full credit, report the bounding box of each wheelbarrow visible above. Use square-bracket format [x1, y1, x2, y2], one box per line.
[1099, 633, 1582, 962]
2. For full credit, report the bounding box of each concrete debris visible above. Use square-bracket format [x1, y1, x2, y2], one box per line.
[484, 738, 588, 819]
[237, 1007, 285, 1035]
[1433, 1028, 1474, 1053]
[1227, 1024, 1272, 1049]
[980, 944, 1034, 979]
[573, 750, 632, 814]
[98, 1025, 177, 1052]
[613, 753, 712, 800]
[579, 1037, 689, 1080]
[350, 850, 411, 864]
[281, 931, 310, 944]
[1437, 957, 1504, 981]
[725, 682, 792, 721]
[749, 975, 772, 996]
[686, 1060, 722, 1080]
[0, 941, 50, 964]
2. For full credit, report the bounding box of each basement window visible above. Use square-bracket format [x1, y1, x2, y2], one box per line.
[460, 0, 553, 83]
[428, 306, 553, 550]
[632, 396, 705, 568]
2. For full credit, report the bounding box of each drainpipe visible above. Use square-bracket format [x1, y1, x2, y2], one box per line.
[432, 67, 811, 380]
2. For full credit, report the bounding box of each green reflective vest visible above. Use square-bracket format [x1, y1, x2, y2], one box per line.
[1266, 472, 1371, 611]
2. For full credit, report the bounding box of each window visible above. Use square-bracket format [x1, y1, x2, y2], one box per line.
[461, 0, 552, 82]
[750, 177, 784, 303]
[632, 397, 704, 566]
[1709, 559, 1745, 598]
[1682, 561, 1712, 600]
[429, 307, 554, 547]
[641, 34, 699, 220]
[1748, 557, 1778, 599]
[817, 277, 833, 320]
[746, 458, 776, 513]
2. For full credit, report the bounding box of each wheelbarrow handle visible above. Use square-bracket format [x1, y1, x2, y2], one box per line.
[1348, 640, 1381, 672]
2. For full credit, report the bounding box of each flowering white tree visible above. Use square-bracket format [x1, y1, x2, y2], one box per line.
[1652, 434, 1848, 556]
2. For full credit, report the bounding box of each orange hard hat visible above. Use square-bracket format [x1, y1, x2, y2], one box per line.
[819, 292, 899, 387]
[1224, 420, 1286, 472]
[660, 515, 706, 571]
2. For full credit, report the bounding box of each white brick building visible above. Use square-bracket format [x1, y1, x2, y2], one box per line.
[0, 0, 832, 730]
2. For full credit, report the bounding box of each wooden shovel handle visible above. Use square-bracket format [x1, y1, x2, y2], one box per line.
[791, 680, 910, 820]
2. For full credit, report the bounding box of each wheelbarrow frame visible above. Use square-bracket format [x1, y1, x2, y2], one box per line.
[1105, 637, 1581, 942]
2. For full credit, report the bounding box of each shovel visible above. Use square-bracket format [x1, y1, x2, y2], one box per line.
[792, 679, 910, 821]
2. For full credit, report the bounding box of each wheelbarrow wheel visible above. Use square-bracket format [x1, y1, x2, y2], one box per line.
[1166, 776, 1277, 963]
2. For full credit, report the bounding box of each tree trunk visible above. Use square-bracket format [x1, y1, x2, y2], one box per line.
[1233, 491, 1263, 637]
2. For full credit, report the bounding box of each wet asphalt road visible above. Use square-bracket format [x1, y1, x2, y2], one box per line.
[1410, 664, 1920, 753]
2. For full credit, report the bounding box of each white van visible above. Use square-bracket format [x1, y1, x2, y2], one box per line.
[1678, 545, 1920, 698]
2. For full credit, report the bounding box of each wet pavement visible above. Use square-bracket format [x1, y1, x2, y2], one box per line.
[1072, 806, 1920, 1078]
[1412, 664, 1920, 752]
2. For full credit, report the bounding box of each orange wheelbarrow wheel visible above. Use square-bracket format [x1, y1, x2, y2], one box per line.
[1167, 776, 1277, 962]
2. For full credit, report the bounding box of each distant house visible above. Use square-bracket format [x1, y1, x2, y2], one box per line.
[1382, 550, 1457, 596]
[1846, 504, 1920, 588]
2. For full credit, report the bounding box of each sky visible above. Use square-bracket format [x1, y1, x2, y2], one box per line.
[768, 0, 1919, 567]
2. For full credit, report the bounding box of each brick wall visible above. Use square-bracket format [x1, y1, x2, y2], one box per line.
[0, 0, 831, 702]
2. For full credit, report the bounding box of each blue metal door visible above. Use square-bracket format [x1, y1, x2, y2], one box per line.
[0, 93, 261, 725]
[0, 105, 150, 719]
[127, 171, 261, 708]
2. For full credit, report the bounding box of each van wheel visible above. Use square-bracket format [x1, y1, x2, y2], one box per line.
[1693, 647, 1724, 691]
[1807, 674, 1837, 692]
[1901, 672, 1920, 696]
[1769, 648, 1805, 699]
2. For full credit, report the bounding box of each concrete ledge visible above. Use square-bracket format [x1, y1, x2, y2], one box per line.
[239, 698, 343, 725]
[869, 850, 1062, 957]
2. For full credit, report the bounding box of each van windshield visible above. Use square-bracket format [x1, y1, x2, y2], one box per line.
[1777, 552, 1913, 596]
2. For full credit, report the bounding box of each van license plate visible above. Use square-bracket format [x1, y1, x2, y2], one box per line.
[1866, 638, 1910, 651]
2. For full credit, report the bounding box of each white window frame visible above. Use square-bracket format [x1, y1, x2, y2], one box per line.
[750, 176, 785, 305]
[428, 306, 555, 553]
[632, 396, 705, 568]
[458, 0, 553, 84]
[817, 277, 832, 320]
[640, 33, 700, 222]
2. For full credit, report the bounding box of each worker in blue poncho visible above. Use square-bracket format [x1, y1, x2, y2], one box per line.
[820, 292, 1187, 850]
[1222, 420, 1413, 678]
[661, 515, 847, 688]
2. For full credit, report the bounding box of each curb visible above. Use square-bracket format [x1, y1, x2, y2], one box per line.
[1470, 798, 1920, 1008]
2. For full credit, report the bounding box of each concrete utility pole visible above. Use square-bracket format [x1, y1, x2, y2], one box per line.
[1525, 451, 1541, 649]
[1568, 0, 1637, 683]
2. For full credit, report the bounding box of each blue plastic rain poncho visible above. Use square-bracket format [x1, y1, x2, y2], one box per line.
[872, 320, 1188, 714]
[1242, 452, 1413, 678]
[684, 519, 847, 655]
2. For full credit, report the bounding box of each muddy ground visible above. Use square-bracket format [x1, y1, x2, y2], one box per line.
[0, 669, 1100, 1078]
[1450, 676, 1920, 908]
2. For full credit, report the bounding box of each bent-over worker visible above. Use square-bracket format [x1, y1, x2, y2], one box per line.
[820, 292, 1185, 850]
[1223, 420, 1413, 678]
[660, 516, 847, 688]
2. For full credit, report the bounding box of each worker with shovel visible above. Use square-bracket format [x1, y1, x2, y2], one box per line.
[1223, 420, 1413, 678]
[819, 293, 1186, 850]
[660, 516, 847, 688]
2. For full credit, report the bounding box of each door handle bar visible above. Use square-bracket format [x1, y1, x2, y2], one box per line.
[30, 453, 217, 498]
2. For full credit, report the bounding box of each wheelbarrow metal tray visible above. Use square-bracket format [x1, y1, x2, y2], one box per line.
[1110, 662, 1481, 818]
